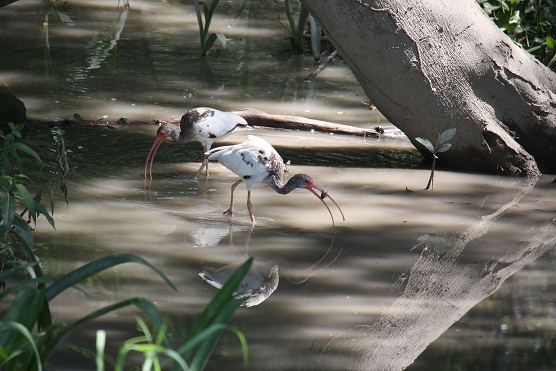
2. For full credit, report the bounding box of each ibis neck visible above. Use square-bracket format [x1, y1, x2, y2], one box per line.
[178, 116, 196, 142]
[266, 174, 296, 195]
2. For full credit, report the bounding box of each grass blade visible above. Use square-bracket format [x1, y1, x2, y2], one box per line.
[96, 330, 106, 371]
[0, 322, 43, 371]
[178, 258, 252, 370]
[45, 253, 177, 301]
[0, 288, 44, 348]
[0, 276, 56, 300]
[42, 297, 163, 361]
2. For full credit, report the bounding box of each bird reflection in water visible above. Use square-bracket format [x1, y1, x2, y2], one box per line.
[199, 231, 342, 307]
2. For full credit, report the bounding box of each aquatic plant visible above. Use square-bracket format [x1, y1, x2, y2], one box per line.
[193, 0, 226, 57]
[106, 259, 251, 371]
[0, 125, 250, 370]
[415, 128, 456, 190]
[284, 0, 322, 62]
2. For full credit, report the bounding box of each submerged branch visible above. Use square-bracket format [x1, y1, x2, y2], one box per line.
[25, 109, 405, 139]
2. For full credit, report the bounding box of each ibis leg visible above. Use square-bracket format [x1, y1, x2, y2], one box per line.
[247, 190, 255, 226]
[194, 144, 209, 181]
[223, 179, 243, 217]
[193, 159, 208, 180]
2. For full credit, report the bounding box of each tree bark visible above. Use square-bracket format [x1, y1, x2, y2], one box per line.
[301, 0, 556, 177]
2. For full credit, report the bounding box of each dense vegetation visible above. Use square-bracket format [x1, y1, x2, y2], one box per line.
[0, 124, 250, 370]
[478, 0, 556, 69]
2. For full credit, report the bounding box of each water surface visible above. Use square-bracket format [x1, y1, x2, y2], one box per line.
[1, 1, 556, 370]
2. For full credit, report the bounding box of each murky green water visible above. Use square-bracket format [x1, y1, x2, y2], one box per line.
[2, 1, 556, 370]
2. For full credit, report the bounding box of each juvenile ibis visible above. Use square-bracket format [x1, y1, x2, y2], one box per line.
[145, 107, 249, 180]
[204, 135, 345, 226]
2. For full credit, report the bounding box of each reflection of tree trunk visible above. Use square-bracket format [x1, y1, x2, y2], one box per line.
[319, 177, 556, 370]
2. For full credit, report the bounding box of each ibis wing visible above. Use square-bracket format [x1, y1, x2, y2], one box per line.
[205, 135, 278, 182]
[195, 109, 249, 140]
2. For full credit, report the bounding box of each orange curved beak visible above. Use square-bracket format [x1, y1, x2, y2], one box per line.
[305, 181, 345, 226]
[144, 132, 168, 179]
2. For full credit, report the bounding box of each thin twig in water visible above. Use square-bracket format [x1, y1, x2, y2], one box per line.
[305, 49, 339, 81]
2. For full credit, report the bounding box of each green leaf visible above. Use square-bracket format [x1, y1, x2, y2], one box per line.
[202, 33, 218, 55]
[436, 143, 452, 153]
[437, 128, 456, 145]
[0, 288, 45, 337]
[0, 262, 38, 283]
[72, 113, 85, 123]
[193, 0, 205, 45]
[45, 253, 177, 301]
[415, 137, 434, 153]
[33, 203, 55, 229]
[482, 2, 501, 15]
[42, 298, 164, 362]
[0, 277, 56, 301]
[0, 224, 9, 239]
[15, 183, 36, 211]
[11, 215, 36, 254]
[0, 322, 43, 371]
[201, 33, 226, 56]
[215, 33, 227, 50]
[96, 330, 106, 371]
[1, 192, 16, 228]
[546, 36, 556, 50]
[13, 142, 42, 165]
[179, 258, 252, 370]
[309, 15, 322, 62]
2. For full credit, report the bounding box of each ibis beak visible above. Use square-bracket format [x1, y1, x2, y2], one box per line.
[144, 132, 168, 179]
[305, 182, 345, 226]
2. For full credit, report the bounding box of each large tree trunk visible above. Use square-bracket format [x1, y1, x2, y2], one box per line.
[302, 0, 556, 177]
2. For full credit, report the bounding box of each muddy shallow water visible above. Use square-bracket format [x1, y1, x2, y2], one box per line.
[1, 0, 556, 370]
[18, 125, 555, 370]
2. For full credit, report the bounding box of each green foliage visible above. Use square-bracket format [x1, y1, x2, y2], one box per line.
[0, 122, 42, 176]
[193, 0, 226, 57]
[177, 258, 251, 371]
[284, 0, 322, 61]
[478, 0, 556, 68]
[415, 128, 456, 190]
[107, 258, 252, 371]
[0, 124, 250, 369]
[0, 254, 177, 369]
[0, 123, 54, 271]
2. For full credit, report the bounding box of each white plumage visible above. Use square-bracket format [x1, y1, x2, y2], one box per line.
[205, 135, 345, 226]
[145, 107, 250, 180]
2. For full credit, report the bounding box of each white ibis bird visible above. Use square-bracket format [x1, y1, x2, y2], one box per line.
[204, 135, 345, 226]
[144, 107, 249, 180]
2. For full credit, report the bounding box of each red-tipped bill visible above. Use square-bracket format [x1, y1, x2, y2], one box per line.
[305, 182, 345, 226]
[144, 132, 167, 179]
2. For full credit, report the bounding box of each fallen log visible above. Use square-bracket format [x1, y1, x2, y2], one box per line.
[232, 108, 404, 138]
[25, 108, 405, 139]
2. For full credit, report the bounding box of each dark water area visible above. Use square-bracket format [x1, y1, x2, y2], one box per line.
[1, 1, 556, 370]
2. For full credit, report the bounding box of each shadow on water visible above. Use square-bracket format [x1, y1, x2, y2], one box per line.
[2, 1, 556, 370]
[24, 125, 556, 370]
